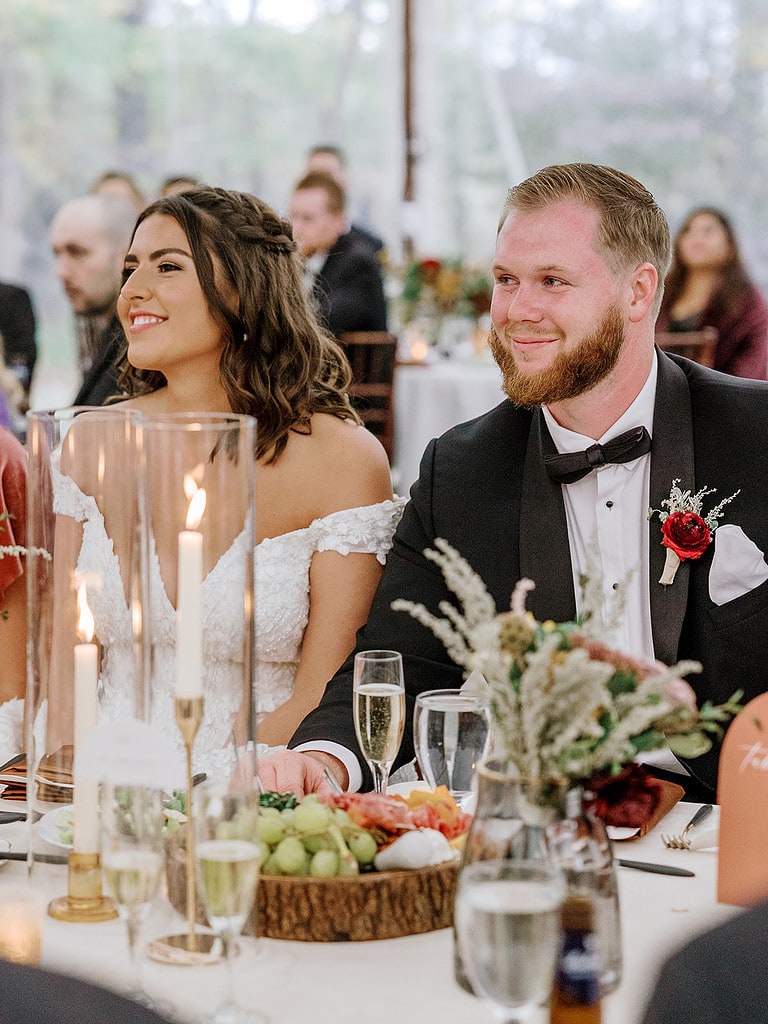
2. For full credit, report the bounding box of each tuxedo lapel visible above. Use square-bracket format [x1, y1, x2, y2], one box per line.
[649, 351, 694, 664]
[519, 409, 577, 622]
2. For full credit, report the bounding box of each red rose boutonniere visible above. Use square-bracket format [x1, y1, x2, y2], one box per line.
[649, 480, 739, 586]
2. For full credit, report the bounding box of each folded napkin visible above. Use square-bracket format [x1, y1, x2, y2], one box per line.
[709, 523, 768, 606]
[587, 764, 685, 838]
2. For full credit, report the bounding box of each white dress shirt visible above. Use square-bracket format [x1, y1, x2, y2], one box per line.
[542, 355, 657, 662]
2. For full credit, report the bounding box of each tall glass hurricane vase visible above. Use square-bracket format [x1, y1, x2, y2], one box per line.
[26, 407, 147, 890]
[140, 413, 257, 777]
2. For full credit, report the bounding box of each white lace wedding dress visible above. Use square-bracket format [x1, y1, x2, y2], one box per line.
[0, 453, 405, 775]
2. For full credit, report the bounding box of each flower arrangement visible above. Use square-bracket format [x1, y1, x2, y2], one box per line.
[649, 479, 739, 585]
[392, 539, 741, 785]
[399, 258, 492, 324]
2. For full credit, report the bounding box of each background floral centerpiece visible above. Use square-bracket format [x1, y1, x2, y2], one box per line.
[397, 257, 492, 327]
[393, 539, 741, 799]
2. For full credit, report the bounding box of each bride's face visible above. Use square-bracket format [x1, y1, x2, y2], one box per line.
[118, 213, 227, 378]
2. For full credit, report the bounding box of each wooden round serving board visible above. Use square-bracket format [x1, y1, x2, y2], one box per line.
[166, 840, 459, 942]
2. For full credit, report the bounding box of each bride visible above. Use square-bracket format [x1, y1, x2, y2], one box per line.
[50, 187, 404, 771]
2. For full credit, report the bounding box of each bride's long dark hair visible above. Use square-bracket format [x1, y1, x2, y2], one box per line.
[117, 186, 358, 462]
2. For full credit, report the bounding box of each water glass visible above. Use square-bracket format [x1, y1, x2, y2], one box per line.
[455, 859, 565, 1023]
[413, 688, 490, 800]
[353, 650, 405, 794]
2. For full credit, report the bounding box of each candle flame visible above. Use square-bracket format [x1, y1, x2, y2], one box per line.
[183, 473, 207, 530]
[76, 582, 95, 643]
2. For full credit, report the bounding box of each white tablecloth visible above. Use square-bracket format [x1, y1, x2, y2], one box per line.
[0, 800, 740, 1024]
[392, 358, 505, 494]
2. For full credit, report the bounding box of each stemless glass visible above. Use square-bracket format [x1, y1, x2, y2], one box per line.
[101, 783, 166, 1005]
[352, 650, 405, 794]
[195, 778, 266, 1024]
[455, 859, 565, 1024]
[413, 689, 490, 801]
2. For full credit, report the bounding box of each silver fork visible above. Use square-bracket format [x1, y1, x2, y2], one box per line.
[661, 803, 714, 849]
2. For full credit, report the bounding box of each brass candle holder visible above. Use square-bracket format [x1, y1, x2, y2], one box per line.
[47, 852, 118, 923]
[148, 695, 221, 965]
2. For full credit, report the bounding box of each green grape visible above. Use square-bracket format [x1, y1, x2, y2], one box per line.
[261, 854, 283, 875]
[293, 799, 332, 835]
[346, 829, 377, 865]
[274, 836, 311, 875]
[257, 814, 286, 847]
[333, 808, 351, 828]
[259, 807, 281, 820]
[309, 850, 339, 877]
[303, 833, 332, 854]
[279, 807, 296, 828]
[231, 807, 259, 841]
[337, 853, 360, 876]
[257, 840, 271, 866]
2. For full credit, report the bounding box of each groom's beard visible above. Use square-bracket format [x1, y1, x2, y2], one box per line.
[489, 304, 626, 409]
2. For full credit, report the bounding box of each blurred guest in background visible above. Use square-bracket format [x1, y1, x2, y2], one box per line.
[305, 144, 384, 256]
[49, 194, 135, 405]
[90, 168, 145, 213]
[159, 174, 201, 197]
[657, 207, 768, 379]
[641, 899, 768, 1024]
[290, 171, 388, 337]
[0, 426, 27, 751]
[0, 280, 37, 402]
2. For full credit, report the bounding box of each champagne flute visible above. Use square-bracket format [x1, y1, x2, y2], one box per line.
[353, 650, 405, 794]
[455, 859, 565, 1023]
[101, 783, 166, 1008]
[195, 778, 266, 1024]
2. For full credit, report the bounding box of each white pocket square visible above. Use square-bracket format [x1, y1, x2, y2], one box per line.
[708, 523, 768, 606]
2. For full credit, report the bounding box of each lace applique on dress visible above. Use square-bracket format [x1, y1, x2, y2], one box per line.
[50, 461, 406, 775]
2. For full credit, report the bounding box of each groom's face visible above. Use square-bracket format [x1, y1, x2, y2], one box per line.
[489, 199, 628, 408]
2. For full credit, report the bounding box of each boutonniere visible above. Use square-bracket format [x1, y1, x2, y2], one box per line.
[648, 479, 739, 586]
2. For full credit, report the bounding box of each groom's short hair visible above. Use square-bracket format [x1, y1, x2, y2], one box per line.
[500, 162, 671, 308]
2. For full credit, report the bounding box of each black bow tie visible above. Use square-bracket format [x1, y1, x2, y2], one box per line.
[544, 425, 652, 485]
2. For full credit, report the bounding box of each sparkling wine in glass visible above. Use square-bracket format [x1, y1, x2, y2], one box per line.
[195, 778, 266, 1024]
[353, 650, 405, 794]
[101, 784, 166, 1009]
[455, 859, 565, 1023]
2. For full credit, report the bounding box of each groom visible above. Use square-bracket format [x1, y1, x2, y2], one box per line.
[259, 162, 768, 798]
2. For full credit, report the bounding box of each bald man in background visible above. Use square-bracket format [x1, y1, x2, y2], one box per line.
[49, 194, 136, 406]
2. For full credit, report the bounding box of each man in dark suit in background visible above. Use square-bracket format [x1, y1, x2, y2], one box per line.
[0, 281, 36, 402]
[305, 144, 385, 257]
[49, 194, 135, 406]
[290, 171, 388, 337]
[258, 162, 768, 799]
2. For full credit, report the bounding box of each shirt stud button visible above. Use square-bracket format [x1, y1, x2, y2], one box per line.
[606, 500, 614, 509]
[612, 582, 619, 590]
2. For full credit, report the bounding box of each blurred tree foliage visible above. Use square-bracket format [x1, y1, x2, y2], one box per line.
[0, 0, 766, 369]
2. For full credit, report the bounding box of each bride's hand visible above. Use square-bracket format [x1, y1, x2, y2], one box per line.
[257, 749, 340, 798]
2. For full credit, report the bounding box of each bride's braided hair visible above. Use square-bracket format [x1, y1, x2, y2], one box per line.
[117, 186, 359, 462]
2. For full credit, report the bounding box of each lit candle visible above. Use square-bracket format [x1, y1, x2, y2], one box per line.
[175, 475, 206, 699]
[73, 583, 99, 854]
[0, 889, 45, 965]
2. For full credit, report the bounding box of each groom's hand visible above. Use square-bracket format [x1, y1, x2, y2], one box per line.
[257, 749, 348, 797]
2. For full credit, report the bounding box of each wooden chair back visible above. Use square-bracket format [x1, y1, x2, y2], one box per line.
[337, 331, 398, 459]
[656, 327, 718, 369]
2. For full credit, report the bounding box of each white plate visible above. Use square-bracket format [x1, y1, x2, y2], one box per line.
[38, 804, 74, 849]
[0, 838, 9, 865]
[387, 781, 434, 797]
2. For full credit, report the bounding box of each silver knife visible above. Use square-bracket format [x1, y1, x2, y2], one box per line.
[618, 858, 695, 877]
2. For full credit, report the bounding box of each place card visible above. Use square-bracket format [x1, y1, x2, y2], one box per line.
[717, 691, 768, 906]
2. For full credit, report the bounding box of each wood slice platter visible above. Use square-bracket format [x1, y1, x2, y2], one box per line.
[166, 839, 459, 942]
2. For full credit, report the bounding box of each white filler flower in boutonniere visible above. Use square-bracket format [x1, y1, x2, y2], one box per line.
[649, 479, 739, 586]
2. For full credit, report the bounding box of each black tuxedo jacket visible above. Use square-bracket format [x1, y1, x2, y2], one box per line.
[73, 315, 125, 407]
[313, 230, 388, 337]
[291, 352, 768, 794]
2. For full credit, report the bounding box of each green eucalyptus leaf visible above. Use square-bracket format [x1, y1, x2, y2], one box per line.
[667, 733, 712, 758]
